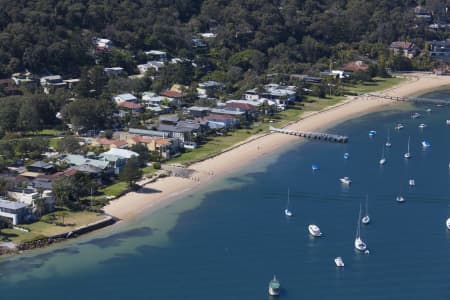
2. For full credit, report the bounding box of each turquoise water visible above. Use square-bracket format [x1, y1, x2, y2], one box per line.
[0, 95, 449, 299]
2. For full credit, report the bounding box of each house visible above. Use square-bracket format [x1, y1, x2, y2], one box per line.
[7, 186, 54, 211]
[113, 93, 138, 104]
[389, 41, 419, 58]
[117, 101, 143, 114]
[11, 71, 37, 87]
[104, 67, 125, 76]
[63, 78, 80, 89]
[145, 50, 167, 62]
[26, 161, 56, 175]
[159, 115, 179, 126]
[159, 90, 184, 105]
[207, 114, 239, 129]
[0, 198, 30, 225]
[127, 136, 180, 159]
[187, 106, 211, 117]
[0, 79, 22, 95]
[63, 154, 111, 171]
[40, 75, 67, 94]
[199, 33, 217, 39]
[99, 148, 139, 174]
[414, 6, 432, 23]
[95, 38, 113, 51]
[142, 92, 174, 111]
[92, 138, 128, 149]
[210, 108, 246, 118]
[244, 84, 297, 110]
[197, 81, 224, 98]
[157, 121, 202, 143]
[137, 61, 165, 74]
[429, 40, 450, 60]
[192, 37, 207, 48]
[342, 61, 369, 73]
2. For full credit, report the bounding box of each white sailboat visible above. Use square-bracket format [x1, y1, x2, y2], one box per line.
[379, 145, 386, 165]
[385, 129, 392, 147]
[362, 195, 370, 224]
[354, 203, 367, 252]
[404, 136, 412, 159]
[447, 218, 450, 230]
[284, 189, 293, 217]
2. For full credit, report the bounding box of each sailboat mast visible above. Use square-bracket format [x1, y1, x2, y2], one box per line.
[356, 203, 362, 238]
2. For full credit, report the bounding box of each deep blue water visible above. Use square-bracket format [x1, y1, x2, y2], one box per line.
[0, 95, 449, 299]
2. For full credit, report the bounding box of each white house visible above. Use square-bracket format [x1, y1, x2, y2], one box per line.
[145, 50, 167, 62]
[104, 67, 125, 76]
[113, 93, 138, 103]
[0, 199, 30, 225]
[197, 81, 224, 98]
[137, 61, 165, 74]
[8, 186, 54, 209]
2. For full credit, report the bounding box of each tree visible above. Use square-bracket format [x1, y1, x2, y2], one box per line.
[119, 157, 142, 188]
[33, 198, 47, 218]
[56, 136, 81, 153]
[130, 144, 150, 166]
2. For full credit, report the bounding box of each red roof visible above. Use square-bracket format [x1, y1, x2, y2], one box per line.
[118, 101, 142, 109]
[390, 41, 415, 50]
[225, 102, 258, 111]
[96, 138, 128, 147]
[342, 61, 369, 72]
[160, 90, 184, 98]
[207, 113, 236, 120]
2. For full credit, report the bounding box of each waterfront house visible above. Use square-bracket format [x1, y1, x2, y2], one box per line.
[0, 198, 30, 225]
[127, 136, 179, 159]
[91, 138, 128, 150]
[429, 40, 450, 60]
[99, 148, 139, 174]
[8, 186, 54, 210]
[389, 41, 419, 58]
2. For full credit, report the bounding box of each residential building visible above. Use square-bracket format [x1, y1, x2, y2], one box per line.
[127, 136, 180, 159]
[187, 106, 211, 117]
[429, 40, 450, 60]
[26, 161, 56, 175]
[104, 67, 125, 76]
[100, 148, 139, 174]
[92, 138, 128, 149]
[8, 186, 54, 210]
[342, 61, 369, 72]
[113, 93, 138, 103]
[40, 75, 67, 94]
[11, 71, 37, 87]
[389, 41, 419, 58]
[159, 90, 184, 105]
[0, 198, 30, 225]
[197, 81, 224, 98]
[137, 61, 165, 74]
[145, 50, 167, 62]
[95, 38, 113, 51]
[157, 120, 203, 143]
[117, 101, 143, 114]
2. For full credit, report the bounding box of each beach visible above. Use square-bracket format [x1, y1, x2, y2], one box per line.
[104, 73, 450, 220]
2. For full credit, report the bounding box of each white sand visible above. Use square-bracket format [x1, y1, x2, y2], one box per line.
[104, 73, 450, 220]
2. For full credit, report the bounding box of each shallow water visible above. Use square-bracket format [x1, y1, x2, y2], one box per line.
[0, 95, 449, 299]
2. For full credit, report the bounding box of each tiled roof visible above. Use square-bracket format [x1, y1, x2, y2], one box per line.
[342, 61, 369, 72]
[390, 41, 415, 49]
[160, 90, 184, 98]
[118, 101, 142, 109]
[96, 138, 128, 147]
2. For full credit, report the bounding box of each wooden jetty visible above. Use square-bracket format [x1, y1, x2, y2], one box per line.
[365, 93, 450, 105]
[270, 126, 349, 143]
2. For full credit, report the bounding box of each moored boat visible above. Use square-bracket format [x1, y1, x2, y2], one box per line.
[355, 204, 367, 252]
[344, 152, 350, 159]
[395, 123, 405, 130]
[418, 123, 427, 129]
[411, 112, 421, 119]
[421, 141, 431, 148]
[447, 120, 450, 126]
[308, 224, 322, 237]
[362, 195, 370, 224]
[409, 179, 415, 186]
[396, 195, 405, 203]
[447, 218, 450, 230]
[404, 136, 412, 159]
[334, 257, 345, 267]
[339, 177, 352, 185]
[369, 130, 377, 136]
[312, 164, 319, 171]
[268, 275, 281, 296]
[284, 189, 293, 217]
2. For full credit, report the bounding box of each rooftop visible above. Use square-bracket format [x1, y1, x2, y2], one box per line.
[0, 199, 29, 210]
[101, 148, 139, 159]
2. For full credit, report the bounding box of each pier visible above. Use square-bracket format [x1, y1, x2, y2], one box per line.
[365, 93, 450, 105]
[270, 126, 349, 143]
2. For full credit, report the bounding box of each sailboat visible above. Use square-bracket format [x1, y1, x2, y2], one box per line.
[284, 189, 293, 217]
[268, 275, 281, 296]
[362, 195, 370, 224]
[379, 145, 387, 165]
[447, 205, 450, 230]
[396, 183, 405, 203]
[385, 129, 392, 147]
[354, 203, 367, 252]
[403, 136, 412, 159]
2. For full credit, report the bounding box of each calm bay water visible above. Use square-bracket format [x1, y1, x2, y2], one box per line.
[0, 93, 449, 299]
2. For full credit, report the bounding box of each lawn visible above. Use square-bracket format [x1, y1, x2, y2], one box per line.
[0, 211, 106, 244]
[170, 77, 405, 166]
[99, 181, 129, 197]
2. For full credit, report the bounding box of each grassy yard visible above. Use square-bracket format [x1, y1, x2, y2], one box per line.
[0, 211, 106, 244]
[99, 181, 129, 197]
[170, 77, 405, 166]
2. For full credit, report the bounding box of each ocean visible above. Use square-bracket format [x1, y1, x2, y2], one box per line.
[0, 92, 449, 299]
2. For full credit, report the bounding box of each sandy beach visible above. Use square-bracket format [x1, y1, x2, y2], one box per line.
[104, 73, 450, 220]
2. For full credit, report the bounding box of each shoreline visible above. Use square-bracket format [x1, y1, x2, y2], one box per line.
[103, 73, 450, 221]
